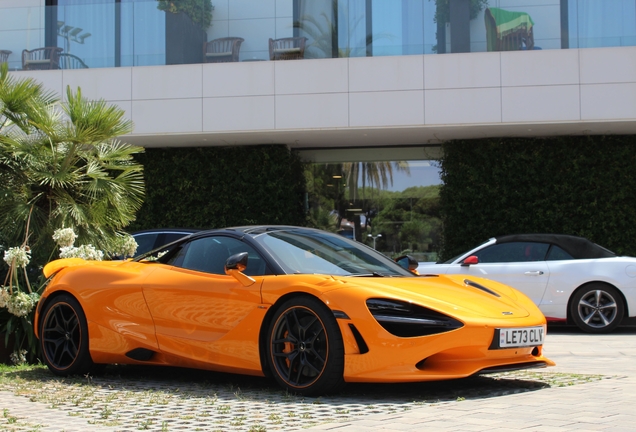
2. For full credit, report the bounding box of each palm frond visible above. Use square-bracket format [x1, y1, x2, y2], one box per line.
[2, 77, 145, 268]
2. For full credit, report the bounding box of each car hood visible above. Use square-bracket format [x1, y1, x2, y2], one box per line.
[332, 274, 534, 319]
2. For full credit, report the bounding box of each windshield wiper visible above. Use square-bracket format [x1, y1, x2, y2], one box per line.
[350, 271, 387, 277]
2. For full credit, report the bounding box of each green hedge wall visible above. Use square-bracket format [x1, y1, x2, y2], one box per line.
[438, 136, 636, 260]
[130, 145, 306, 231]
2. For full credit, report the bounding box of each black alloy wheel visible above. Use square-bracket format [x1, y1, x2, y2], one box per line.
[570, 284, 624, 334]
[267, 296, 345, 396]
[40, 294, 95, 376]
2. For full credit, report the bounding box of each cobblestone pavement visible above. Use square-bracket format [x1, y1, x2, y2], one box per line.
[0, 325, 634, 431]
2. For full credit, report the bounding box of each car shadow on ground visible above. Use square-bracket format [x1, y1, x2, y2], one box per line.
[4, 360, 589, 406]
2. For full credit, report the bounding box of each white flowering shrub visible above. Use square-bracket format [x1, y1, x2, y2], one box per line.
[0, 287, 10, 309]
[3, 246, 31, 268]
[6, 291, 38, 317]
[1, 227, 113, 363]
[59, 244, 104, 261]
[9, 349, 27, 365]
[112, 234, 138, 258]
[52, 228, 78, 248]
[144, 250, 168, 261]
[2, 245, 38, 317]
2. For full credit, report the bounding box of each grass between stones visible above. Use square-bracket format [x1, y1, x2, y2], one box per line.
[0, 364, 607, 431]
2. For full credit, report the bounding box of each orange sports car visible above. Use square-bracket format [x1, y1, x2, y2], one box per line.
[35, 226, 554, 395]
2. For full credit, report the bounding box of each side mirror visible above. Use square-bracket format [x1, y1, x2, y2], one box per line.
[395, 255, 419, 272]
[461, 255, 479, 266]
[225, 252, 248, 272]
[225, 252, 255, 286]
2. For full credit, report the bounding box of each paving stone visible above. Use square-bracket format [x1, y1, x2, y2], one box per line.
[1, 327, 635, 431]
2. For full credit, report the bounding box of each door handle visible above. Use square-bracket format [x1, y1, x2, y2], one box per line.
[524, 271, 544, 276]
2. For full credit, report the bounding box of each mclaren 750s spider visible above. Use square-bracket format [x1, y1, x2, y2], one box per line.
[35, 226, 554, 395]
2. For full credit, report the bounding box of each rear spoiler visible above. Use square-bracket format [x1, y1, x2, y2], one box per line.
[43, 258, 85, 278]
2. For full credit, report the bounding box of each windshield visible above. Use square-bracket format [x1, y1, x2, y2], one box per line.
[441, 238, 494, 264]
[253, 228, 413, 277]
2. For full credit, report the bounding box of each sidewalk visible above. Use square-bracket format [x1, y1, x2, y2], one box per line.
[306, 326, 636, 431]
[1, 325, 634, 431]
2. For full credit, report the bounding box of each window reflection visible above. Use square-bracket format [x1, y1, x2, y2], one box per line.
[303, 148, 442, 264]
[1, 1, 628, 71]
[568, 0, 636, 48]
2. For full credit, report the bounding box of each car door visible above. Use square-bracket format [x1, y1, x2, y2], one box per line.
[444, 241, 551, 307]
[141, 235, 265, 363]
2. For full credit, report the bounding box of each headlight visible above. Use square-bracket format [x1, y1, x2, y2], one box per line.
[366, 298, 464, 337]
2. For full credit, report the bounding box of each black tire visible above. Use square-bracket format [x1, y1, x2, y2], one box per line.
[570, 284, 624, 334]
[39, 294, 96, 376]
[266, 296, 345, 396]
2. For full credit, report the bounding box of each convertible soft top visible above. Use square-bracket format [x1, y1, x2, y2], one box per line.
[495, 234, 615, 260]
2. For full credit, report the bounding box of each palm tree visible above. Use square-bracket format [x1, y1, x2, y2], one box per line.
[342, 161, 410, 201]
[0, 63, 145, 265]
[341, 161, 410, 240]
[306, 161, 409, 240]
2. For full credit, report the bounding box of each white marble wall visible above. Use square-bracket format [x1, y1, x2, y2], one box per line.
[9, 46, 636, 146]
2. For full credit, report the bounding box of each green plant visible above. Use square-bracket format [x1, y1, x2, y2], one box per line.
[438, 136, 636, 261]
[129, 145, 306, 231]
[1, 62, 144, 361]
[0, 64, 145, 265]
[1, 226, 137, 363]
[432, 0, 489, 24]
[157, 0, 214, 29]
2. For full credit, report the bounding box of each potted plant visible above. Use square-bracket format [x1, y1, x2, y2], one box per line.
[157, 0, 214, 64]
[432, 0, 488, 25]
[432, 0, 488, 53]
[157, 0, 214, 29]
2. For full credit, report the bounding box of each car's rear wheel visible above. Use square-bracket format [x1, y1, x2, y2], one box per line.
[40, 294, 95, 376]
[570, 284, 624, 333]
[266, 296, 345, 396]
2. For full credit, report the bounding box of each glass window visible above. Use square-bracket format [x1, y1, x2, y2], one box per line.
[55, 1, 116, 68]
[301, 146, 442, 263]
[133, 233, 159, 256]
[568, 0, 636, 48]
[474, 242, 549, 263]
[162, 233, 190, 244]
[38, 0, 636, 69]
[254, 228, 412, 276]
[546, 245, 574, 261]
[172, 236, 267, 276]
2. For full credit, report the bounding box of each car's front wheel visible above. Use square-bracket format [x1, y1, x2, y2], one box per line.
[266, 296, 345, 396]
[570, 284, 624, 333]
[40, 294, 96, 376]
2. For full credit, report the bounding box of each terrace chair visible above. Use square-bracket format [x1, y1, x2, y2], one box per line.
[58, 53, 89, 69]
[269, 37, 308, 60]
[22, 47, 63, 70]
[485, 7, 535, 52]
[0, 50, 11, 64]
[203, 37, 244, 63]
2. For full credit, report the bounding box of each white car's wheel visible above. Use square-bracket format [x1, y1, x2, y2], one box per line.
[570, 284, 624, 333]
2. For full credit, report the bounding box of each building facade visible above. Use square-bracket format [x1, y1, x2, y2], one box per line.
[2, 0, 636, 254]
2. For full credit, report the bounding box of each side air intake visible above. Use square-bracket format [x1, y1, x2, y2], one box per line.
[125, 348, 156, 361]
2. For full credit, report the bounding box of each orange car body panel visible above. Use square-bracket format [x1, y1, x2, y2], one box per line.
[36, 258, 553, 382]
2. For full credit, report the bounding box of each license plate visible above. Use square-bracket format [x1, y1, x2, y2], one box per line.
[499, 326, 545, 348]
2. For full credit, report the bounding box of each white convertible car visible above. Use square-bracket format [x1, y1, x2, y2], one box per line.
[417, 234, 636, 333]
